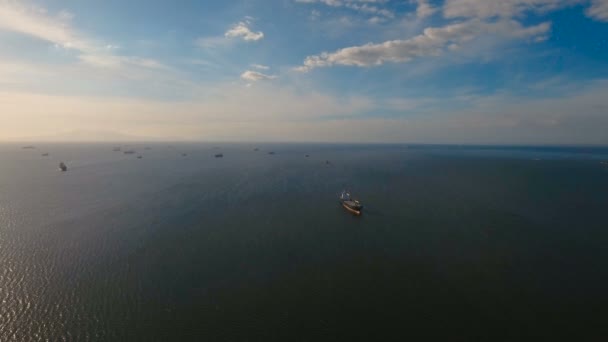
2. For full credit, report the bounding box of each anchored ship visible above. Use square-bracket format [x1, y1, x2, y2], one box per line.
[339, 190, 363, 215]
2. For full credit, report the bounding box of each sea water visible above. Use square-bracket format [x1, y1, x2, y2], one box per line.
[1, 143, 607, 341]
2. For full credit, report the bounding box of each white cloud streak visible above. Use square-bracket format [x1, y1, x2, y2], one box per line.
[297, 19, 551, 71]
[251, 64, 270, 70]
[240, 70, 277, 81]
[0, 1, 166, 71]
[0, 1, 92, 51]
[295, 0, 394, 18]
[443, 0, 581, 19]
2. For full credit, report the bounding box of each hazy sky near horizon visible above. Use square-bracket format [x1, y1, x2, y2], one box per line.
[1, 0, 608, 143]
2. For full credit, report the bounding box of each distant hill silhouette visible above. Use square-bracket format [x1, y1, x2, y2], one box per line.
[12, 130, 186, 142]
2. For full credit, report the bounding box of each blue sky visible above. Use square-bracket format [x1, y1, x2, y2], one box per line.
[1, 0, 608, 143]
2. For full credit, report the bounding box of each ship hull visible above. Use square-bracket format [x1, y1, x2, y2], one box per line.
[340, 201, 362, 215]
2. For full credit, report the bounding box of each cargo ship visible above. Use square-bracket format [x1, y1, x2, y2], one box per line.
[339, 190, 362, 215]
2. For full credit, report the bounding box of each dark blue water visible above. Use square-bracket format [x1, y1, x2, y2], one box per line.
[1, 143, 608, 341]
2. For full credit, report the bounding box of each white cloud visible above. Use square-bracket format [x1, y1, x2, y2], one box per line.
[225, 21, 264, 41]
[295, 0, 394, 18]
[443, 0, 581, 19]
[586, 0, 608, 21]
[196, 19, 264, 48]
[240, 70, 277, 82]
[297, 19, 551, 71]
[413, 0, 437, 18]
[368, 16, 387, 24]
[251, 64, 270, 70]
[344, 3, 394, 18]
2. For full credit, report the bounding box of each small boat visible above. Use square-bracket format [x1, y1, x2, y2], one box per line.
[182, 153, 188, 157]
[123, 150, 135, 154]
[59, 162, 67, 172]
[305, 154, 310, 157]
[22, 145, 35, 149]
[254, 148, 259, 151]
[137, 155, 143, 159]
[339, 190, 362, 215]
[215, 153, 223, 158]
[268, 151, 275, 155]
[42, 153, 49, 157]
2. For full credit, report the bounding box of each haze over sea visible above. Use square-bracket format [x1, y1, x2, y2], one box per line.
[1, 143, 608, 341]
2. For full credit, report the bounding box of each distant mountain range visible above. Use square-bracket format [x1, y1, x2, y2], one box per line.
[11, 130, 187, 142]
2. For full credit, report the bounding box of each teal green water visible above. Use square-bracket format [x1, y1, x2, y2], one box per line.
[1, 143, 607, 341]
